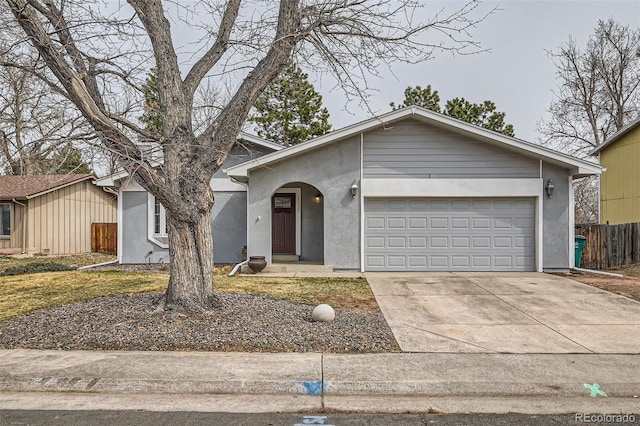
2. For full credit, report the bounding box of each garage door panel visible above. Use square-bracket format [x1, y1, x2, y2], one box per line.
[364, 198, 535, 271]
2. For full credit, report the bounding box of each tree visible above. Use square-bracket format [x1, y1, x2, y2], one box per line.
[390, 85, 440, 112]
[4, 0, 491, 313]
[250, 62, 331, 146]
[540, 19, 640, 156]
[0, 59, 94, 175]
[540, 19, 640, 224]
[140, 68, 163, 135]
[391, 86, 515, 136]
[443, 98, 514, 136]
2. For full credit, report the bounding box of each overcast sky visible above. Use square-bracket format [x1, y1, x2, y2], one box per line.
[312, 0, 640, 144]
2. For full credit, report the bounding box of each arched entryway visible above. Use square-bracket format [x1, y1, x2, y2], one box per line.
[271, 182, 324, 263]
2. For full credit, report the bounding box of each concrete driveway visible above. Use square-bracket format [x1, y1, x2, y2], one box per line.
[366, 272, 640, 354]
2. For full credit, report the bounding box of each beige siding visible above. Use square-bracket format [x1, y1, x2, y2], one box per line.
[25, 181, 117, 254]
[601, 125, 640, 224]
[0, 202, 25, 252]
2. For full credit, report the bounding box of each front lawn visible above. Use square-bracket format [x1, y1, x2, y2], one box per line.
[0, 266, 374, 321]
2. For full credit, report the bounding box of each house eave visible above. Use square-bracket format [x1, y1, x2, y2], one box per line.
[226, 106, 604, 179]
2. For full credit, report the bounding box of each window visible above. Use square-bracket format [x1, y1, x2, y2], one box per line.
[0, 203, 10, 236]
[154, 198, 167, 236]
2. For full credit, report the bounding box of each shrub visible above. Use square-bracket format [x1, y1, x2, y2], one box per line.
[0, 262, 76, 276]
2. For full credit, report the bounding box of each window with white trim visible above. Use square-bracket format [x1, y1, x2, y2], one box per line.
[154, 197, 168, 236]
[0, 203, 10, 236]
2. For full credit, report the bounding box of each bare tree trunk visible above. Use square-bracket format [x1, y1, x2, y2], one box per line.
[163, 196, 217, 313]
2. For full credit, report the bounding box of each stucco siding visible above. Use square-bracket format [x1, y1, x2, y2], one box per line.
[121, 191, 160, 264]
[247, 136, 361, 268]
[120, 190, 247, 264]
[363, 120, 539, 179]
[542, 162, 571, 270]
[212, 191, 247, 263]
[600, 125, 640, 224]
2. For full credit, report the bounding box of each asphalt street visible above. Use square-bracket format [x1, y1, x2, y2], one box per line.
[5, 411, 639, 426]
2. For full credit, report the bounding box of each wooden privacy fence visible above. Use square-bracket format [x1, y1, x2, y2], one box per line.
[575, 222, 640, 270]
[91, 222, 117, 255]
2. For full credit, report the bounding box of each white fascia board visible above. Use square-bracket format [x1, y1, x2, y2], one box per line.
[362, 178, 543, 198]
[226, 106, 603, 178]
[238, 132, 284, 151]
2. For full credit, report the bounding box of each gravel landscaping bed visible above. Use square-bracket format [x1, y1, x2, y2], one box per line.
[0, 292, 398, 353]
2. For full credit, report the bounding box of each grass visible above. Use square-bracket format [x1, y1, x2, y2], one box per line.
[0, 255, 375, 321]
[0, 253, 117, 273]
[0, 270, 168, 321]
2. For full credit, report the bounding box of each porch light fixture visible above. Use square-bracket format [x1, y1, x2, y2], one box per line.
[545, 179, 555, 198]
[351, 182, 358, 198]
[314, 191, 322, 203]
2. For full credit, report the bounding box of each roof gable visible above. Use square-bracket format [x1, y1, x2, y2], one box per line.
[226, 106, 602, 178]
[590, 116, 640, 155]
[95, 132, 282, 187]
[0, 174, 95, 199]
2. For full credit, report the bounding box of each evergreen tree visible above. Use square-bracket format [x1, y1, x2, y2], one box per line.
[250, 62, 331, 146]
[390, 85, 440, 112]
[392, 85, 515, 136]
[140, 68, 163, 134]
[443, 98, 515, 136]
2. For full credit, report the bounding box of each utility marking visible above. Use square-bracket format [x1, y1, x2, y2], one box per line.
[300, 381, 325, 395]
[584, 383, 607, 397]
[294, 414, 334, 425]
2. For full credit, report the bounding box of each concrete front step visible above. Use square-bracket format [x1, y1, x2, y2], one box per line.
[241, 263, 334, 274]
[272, 254, 300, 262]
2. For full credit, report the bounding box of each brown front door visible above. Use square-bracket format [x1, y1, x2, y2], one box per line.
[272, 194, 296, 254]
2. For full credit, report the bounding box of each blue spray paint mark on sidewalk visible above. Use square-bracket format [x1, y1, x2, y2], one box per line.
[300, 381, 326, 395]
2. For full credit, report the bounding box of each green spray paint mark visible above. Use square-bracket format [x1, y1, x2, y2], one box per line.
[584, 383, 607, 397]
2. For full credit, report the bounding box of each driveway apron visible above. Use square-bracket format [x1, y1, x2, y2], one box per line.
[365, 272, 640, 353]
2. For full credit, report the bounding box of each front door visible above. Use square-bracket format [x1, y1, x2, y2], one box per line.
[272, 194, 296, 254]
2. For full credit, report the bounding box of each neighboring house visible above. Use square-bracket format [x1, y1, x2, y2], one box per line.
[590, 117, 640, 225]
[95, 133, 283, 264]
[100, 108, 601, 272]
[0, 174, 117, 255]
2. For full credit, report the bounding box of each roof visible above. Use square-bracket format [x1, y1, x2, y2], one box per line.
[95, 132, 282, 187]
[226, 106, 603, 179]
[590, 116, 640, 155]
[0, 174, 95, 200]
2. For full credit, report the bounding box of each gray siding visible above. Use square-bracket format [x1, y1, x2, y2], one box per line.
[363, 120, 539, 178]
[120, 190, 247, 264]
[212, 191, 247, 263]
[121, 191, 162, 264]
[542, 162, 571, 271]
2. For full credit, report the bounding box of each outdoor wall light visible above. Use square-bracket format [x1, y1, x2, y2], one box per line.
[545, 179, 555, 198]
[351, 182, 358, 198]
[314, 191, 322, 203]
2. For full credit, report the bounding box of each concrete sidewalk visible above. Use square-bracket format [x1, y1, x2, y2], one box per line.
[1, 349, 639, 414]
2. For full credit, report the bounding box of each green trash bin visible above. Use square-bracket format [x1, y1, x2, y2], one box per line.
[575, 235, 587, 268]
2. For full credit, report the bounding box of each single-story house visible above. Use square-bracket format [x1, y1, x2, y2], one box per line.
[95, 133, 283, 264]
[590, 117, 640, 225]
[100, 107, 602, 272]
[0, 174, 117, 255]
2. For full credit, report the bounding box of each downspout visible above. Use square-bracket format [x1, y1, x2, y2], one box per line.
[229, 176, 249, 276]
[12, 198, 27, 254]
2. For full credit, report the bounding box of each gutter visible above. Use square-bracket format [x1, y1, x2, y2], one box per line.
[12, 198, 27, 254]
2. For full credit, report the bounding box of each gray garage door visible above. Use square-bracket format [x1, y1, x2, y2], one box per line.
[364, 198, 535, 271]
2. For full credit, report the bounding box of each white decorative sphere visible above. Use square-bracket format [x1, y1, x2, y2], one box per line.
[312, 304, 335, 322]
